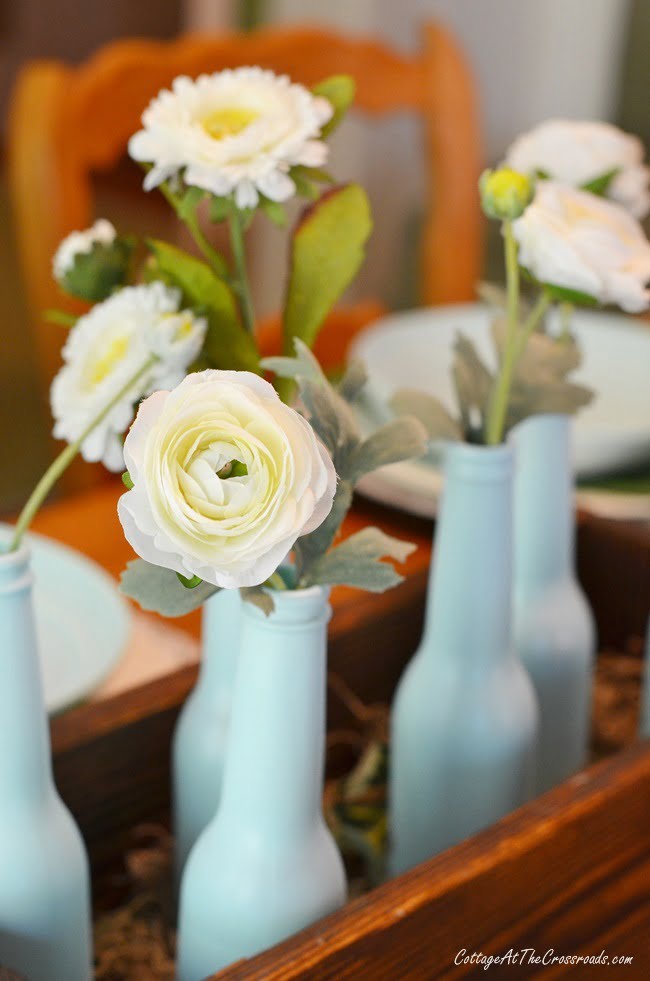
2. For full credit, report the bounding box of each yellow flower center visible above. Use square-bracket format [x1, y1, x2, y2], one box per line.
[88, 334, 130, 386]
[202, 107, 259, 140]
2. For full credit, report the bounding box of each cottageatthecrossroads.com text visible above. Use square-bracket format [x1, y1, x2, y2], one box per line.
[454, 949, 634, 969]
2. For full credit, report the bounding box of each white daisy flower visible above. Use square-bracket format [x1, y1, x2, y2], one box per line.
[51, 282, 207, 471]
[128, 67, 333, 209]
[52, 219, 117, 281]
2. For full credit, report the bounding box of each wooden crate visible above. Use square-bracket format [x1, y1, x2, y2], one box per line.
[49, 505, 650, 975]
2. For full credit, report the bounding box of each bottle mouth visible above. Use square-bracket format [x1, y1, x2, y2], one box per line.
[444, 441, 513, 483]
[0, 540, 30, 568]
[243, 582, 332, 626]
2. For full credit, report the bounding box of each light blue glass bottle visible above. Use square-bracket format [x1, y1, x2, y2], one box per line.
[511, 414, 596, 793]
[172, 588, 241, 876]
[0, 545, 92, 980]
[639, 615, 650, 738]
[389, 443, 539, 876]
[177, 585, 346, 980]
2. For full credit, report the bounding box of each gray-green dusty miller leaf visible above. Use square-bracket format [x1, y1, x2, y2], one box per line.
[390, 389, 462, 442]
[263, 340, 360, 471]
[476, 281, 533, 319]
[338, 359, 368, 403]
[303, 526, 416, 592]
[241, 587, 276, 617]
[491, 320, 594, 429]
[476, 281, 509, 311]
[346, 416, 428, 482]
[294, 479, 354, 580]
[265, 340, 422, 587]
[120, 559, 218, 616]
[452, 331, 493, 436]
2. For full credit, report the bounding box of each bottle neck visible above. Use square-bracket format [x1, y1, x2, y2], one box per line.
[217, 587, 330, 838]
[0, 547, 54, 801]
[512, 414, 574, 592]
[198, 588, 242, 699]
[422, 443, 513, 667]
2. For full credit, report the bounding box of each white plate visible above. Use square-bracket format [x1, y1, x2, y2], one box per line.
[0, 524, 131, 714]
[350, 304, 650, 521]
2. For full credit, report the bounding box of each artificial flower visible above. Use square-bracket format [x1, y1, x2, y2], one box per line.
[118, 370, 337, 588]
[505, 119, 650, 219]
[52, 219, 117, 280]
[51, 282, 207, 471]
[128, 68, 333, 209]
[479, 167, 533, 220]
[512, 181, 650, 313]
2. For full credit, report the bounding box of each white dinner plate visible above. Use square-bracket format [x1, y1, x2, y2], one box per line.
[350, 304, 650, 521]
[0, 524, 131, 713]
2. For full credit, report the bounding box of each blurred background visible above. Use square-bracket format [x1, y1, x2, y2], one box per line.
[1, 0, 648, 512]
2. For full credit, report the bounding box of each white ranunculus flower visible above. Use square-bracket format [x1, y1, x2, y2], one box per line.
[51, 282, 207, 471]
[128, 68, 333, 209]
[512, 181, 650, 313]
[52, 219, 116, 281]
[118, 370, 337, 589]
[505, 119, 650, 219]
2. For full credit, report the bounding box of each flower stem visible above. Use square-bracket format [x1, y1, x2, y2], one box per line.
[485, 220, 520, 445]
[9, 356, 157, 552]
[559, 301, 574, 342]
[513, 290, 552, 360]
[157, 183, 228, 278]
[228, 208, 256, 335]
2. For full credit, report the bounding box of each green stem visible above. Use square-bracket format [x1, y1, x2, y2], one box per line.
[485, 220, 520, 445]
[9, 356, 157, 552]
[157, 183, 228, 278]
[265, 571, 288, 591]
[228, 208, 256, 335]
[559, 301, 574, 342]
[513, 290, 552, 360]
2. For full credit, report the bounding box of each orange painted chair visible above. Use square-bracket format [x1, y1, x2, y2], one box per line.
[8, 22, 483, 487]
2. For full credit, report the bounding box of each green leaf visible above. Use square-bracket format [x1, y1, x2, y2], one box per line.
[216, 460, 248, 479]
[452, 331, 493, 438]
[120, 559, 219, 616]
[292, 165, 334, 184]
[312, 75, 355, 137]
[178, 186, 205, 220]
[492, 320, 594, 430]
[390, 389, 462, 442]
[60, 236, 135, 302]
[543, 283, 599, 307]
[241, 586, 275, 617]
[291, 170, 320, 201]
[295, 479, 354, 584]
[337, 359, 368, 403]
[282, 184, 372, 355]
[259, 196, 287, 227]
[121, 470, 134, 490]
[302, 526, 415, 592]
[147, 239, 259, 372]
[176, 572, 203, 589]
[263, 340, 361, 470]
[346, 417, 428, 482]
[209, 196, 231, 223]
[581, 167, 619, 196]
[44, 309, 78, 328]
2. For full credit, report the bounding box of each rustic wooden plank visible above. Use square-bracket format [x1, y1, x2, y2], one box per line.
[214, 740, 650, 979]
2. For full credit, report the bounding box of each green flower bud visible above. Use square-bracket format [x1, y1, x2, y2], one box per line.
[56, 232, 134, 302]
[479, 167, 534, 221]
